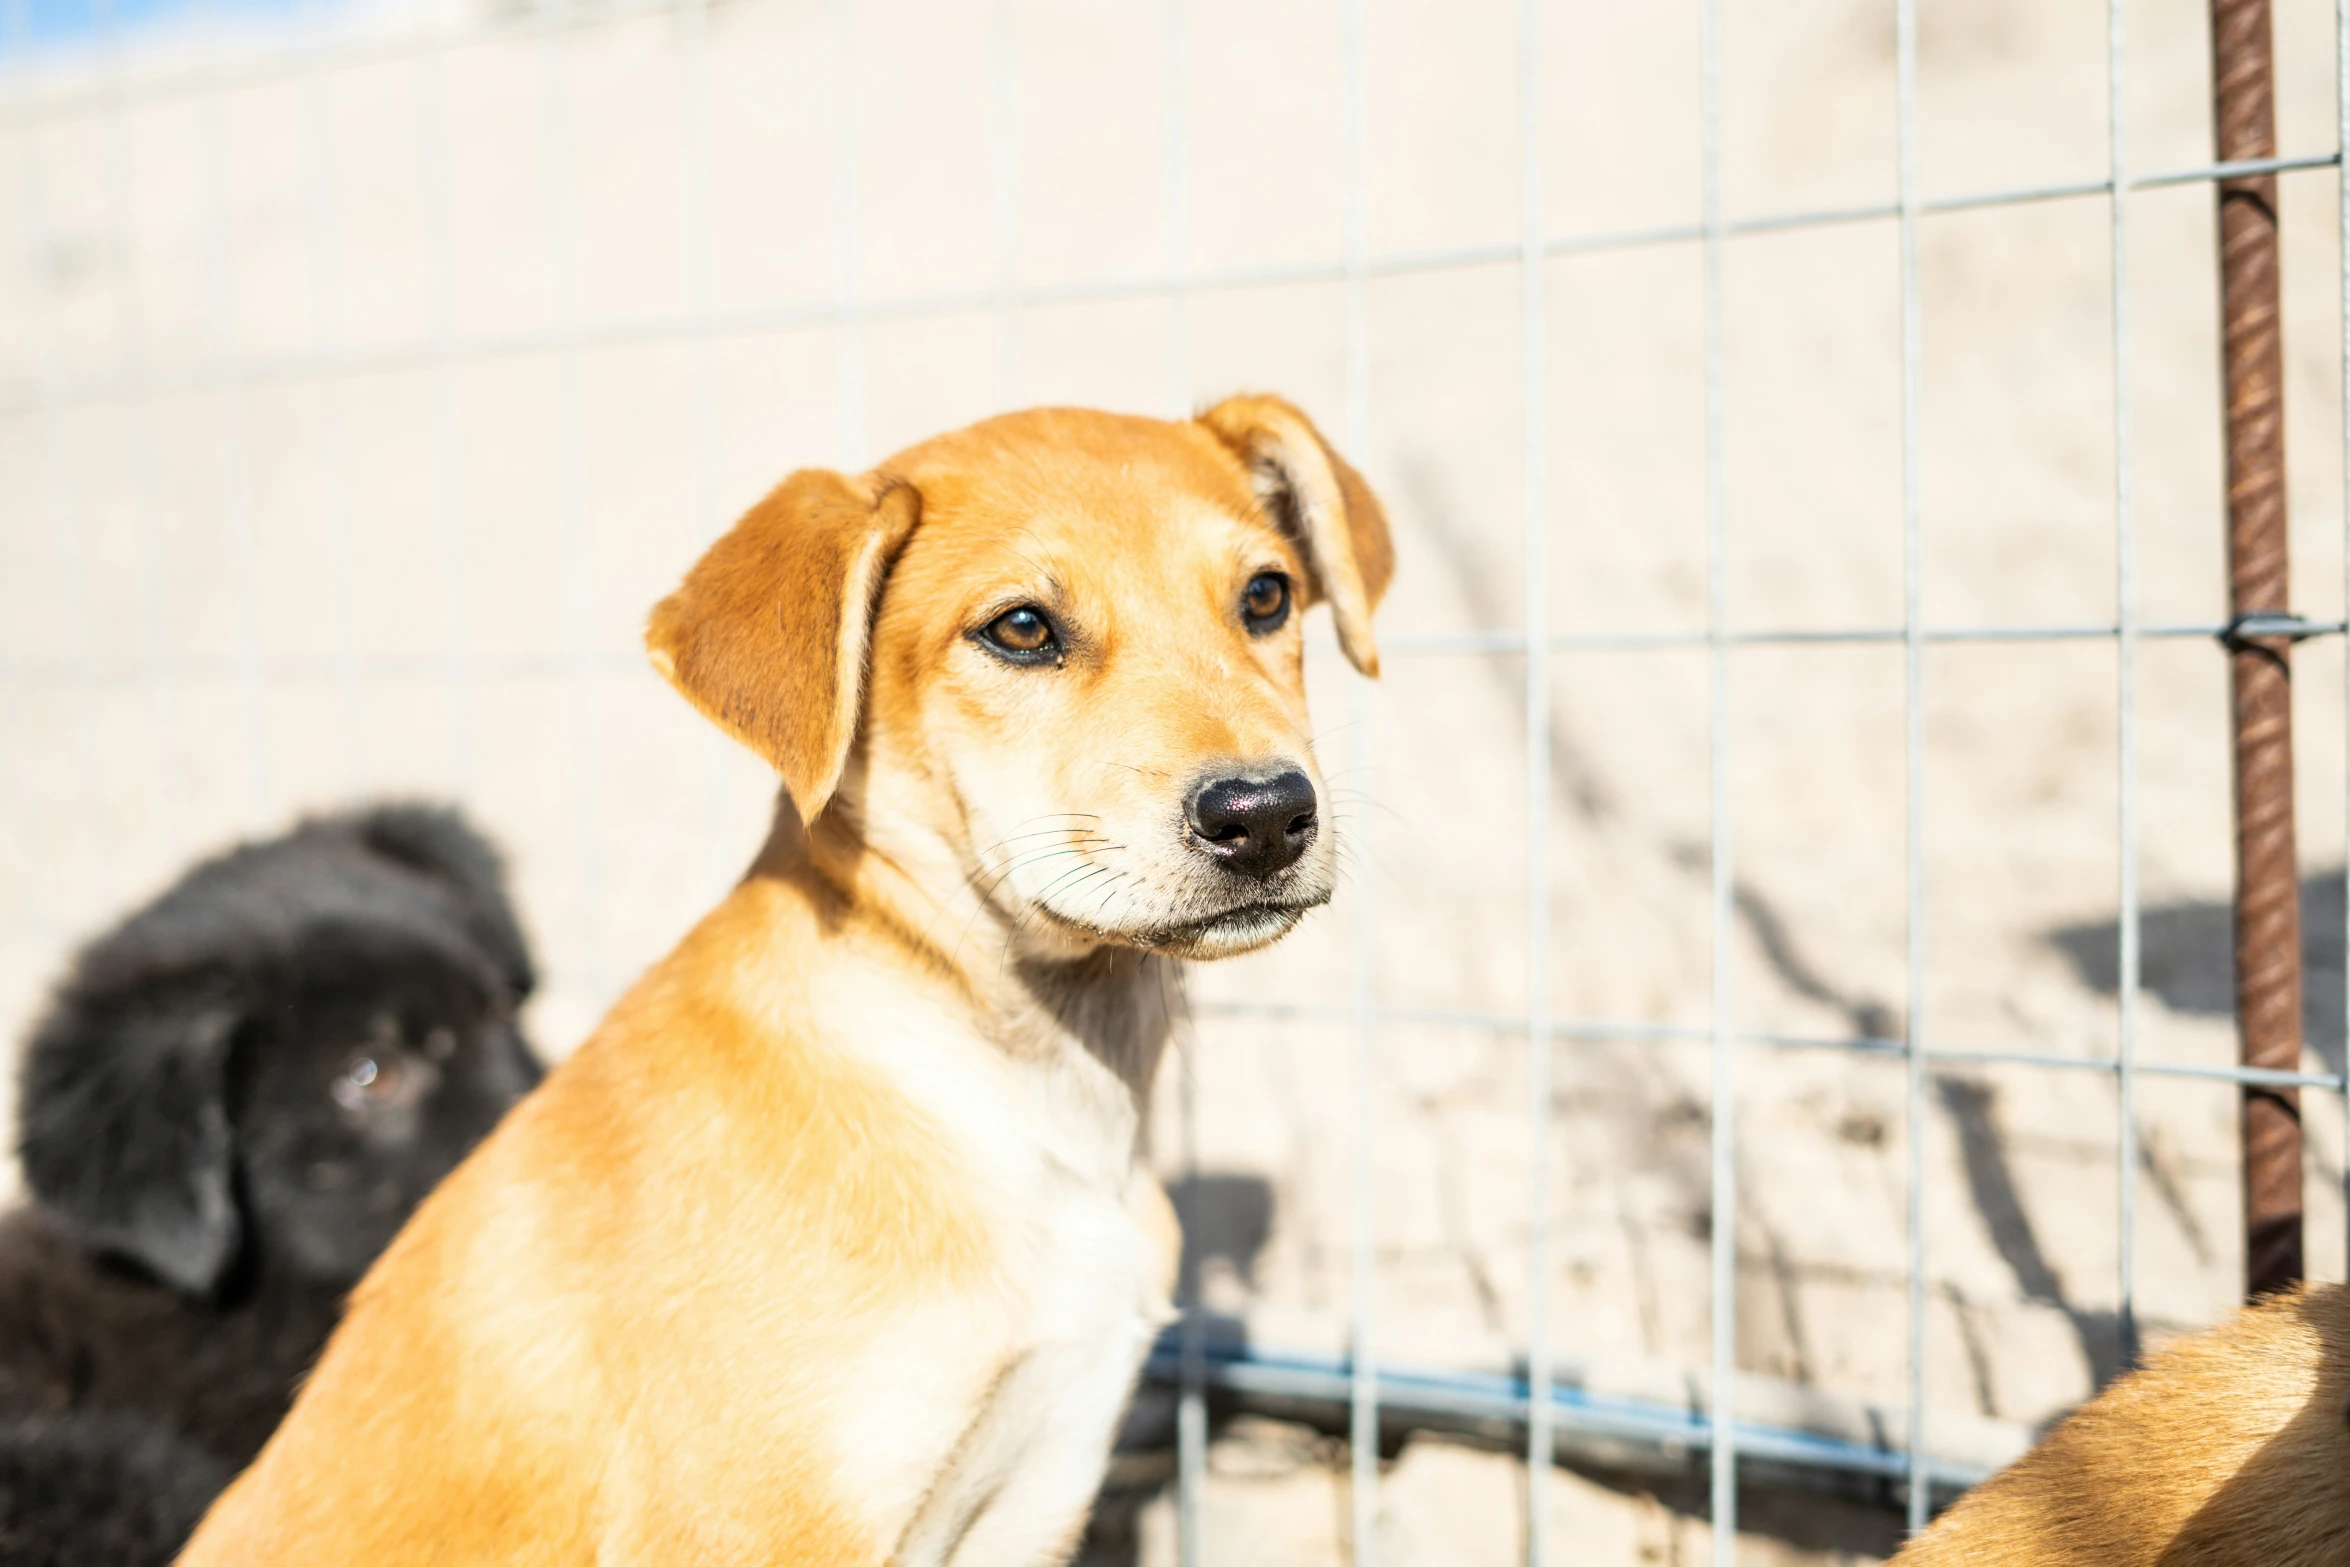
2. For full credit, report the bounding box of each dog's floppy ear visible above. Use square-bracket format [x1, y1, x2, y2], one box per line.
[1198, 393, 1395, 677]
[645, 469, 922, 819]
[342, 802, 537, 1001]
[17, 987, 242, 1295]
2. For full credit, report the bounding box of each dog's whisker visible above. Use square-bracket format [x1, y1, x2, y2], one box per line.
[937, 837, 1118, 964]
[973, 844, 1102, 888]
[1334, 840, 1407, 896]
[970, 851, 1087, 893]
[1046, 868, 1122, 921]
[1303, 719, 1364, 753]
[978, 825, 1107, 854]
[1048, 864, 1118, 901]
[964, 817, 1107, 866]
[973, 848, 1108, 893]
[1087, 871, 1132, 920]
[975, 826, 1109, 858]
[1027, 860, 1113, 914]
[968, 838, 1126, 914]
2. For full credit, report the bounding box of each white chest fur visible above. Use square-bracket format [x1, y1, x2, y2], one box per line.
[840, 961, 1178, 1566]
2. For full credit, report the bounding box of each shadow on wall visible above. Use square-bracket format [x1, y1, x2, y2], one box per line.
[2046, 869, 2349, 1077]
[1170, 1173, 1276, 1308]
[1934, 1076, 2130, 1398]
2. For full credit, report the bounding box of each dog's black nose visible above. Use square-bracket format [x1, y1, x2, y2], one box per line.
[1186, 770, 1318, 878]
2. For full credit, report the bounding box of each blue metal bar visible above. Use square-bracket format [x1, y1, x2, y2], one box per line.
[1136, 1339, 1997, 1494]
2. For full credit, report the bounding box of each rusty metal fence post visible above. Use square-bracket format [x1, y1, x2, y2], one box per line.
[2211, 0, 2305, 1301]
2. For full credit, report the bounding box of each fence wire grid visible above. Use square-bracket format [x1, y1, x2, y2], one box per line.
[5, 0, 2350, 1563]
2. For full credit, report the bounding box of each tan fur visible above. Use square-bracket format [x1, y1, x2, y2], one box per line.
[646, 469, 923, 817]
[1894, 1283, 2350, 1566]
[1196, 393, 1393, 676]
[178, 398, 1390, 1565]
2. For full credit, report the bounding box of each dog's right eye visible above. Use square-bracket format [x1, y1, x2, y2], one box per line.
[331, 1048, 431, 1114]
[333, 1052, 399, 1111]
[977, 606, 1059, 662]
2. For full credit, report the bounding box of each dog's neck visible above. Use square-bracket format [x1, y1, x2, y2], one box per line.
[747, 790, 1177, 1106]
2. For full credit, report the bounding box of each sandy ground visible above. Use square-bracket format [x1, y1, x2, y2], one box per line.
[5, 0, 2350, 1559]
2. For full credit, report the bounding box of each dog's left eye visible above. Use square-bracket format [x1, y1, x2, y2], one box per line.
[332, 1049, 428, 1113]
[1241, 572, 1291, 633]
[978, 606, 1059, 662]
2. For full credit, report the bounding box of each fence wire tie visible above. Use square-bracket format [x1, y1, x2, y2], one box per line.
[2217, 611, 2341, 649]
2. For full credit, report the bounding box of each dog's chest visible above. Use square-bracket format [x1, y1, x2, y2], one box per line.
[930, 1005, 1169, 1340]
[877, 1038, 1171, 1565]
[993, 1045, 1168, 1375]
[1004, 1168, 1161, 1413]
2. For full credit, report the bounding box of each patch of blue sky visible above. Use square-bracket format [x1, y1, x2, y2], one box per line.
[0, 0, 323, 59]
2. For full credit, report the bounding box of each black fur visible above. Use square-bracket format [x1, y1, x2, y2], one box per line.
[0, 1411, 231, 1567]
[0, 804, 545, 1564]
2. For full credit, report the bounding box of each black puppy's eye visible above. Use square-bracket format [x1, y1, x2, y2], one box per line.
[332, 1050, 422, 1113]
[1241, 572, 1291, 633]
[978, 606, 1059, 662]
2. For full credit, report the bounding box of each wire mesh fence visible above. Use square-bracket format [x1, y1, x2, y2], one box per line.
[5, 0, 2350, 1562]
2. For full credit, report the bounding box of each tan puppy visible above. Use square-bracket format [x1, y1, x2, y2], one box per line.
[178, 398, 1392, 1564]
[1894, 1283, 2350, 1566]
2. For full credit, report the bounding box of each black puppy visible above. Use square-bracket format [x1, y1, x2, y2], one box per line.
[0, 804, 545, 1566]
